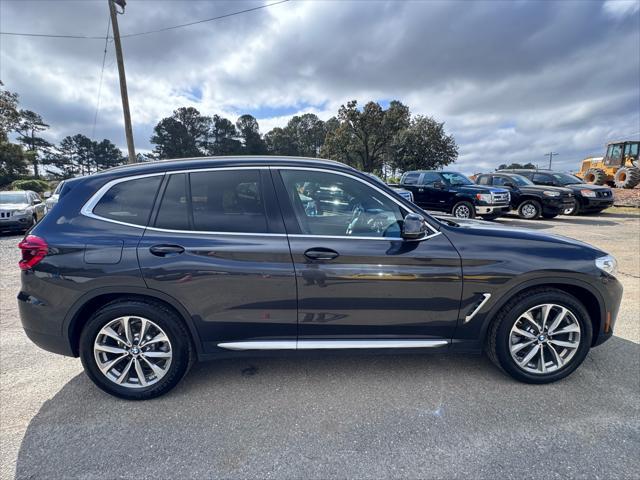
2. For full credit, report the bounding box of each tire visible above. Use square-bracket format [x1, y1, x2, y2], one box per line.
[563, 201, 580, 216]
[80, 299, 193, 400]
[517, 199, 541, 220]
[486, 288, 592, 384]
[584, 168, 607, 185]
[542, 213, 558, 219]
[614, 167, 640, 189]
[452, 201, 475, 219]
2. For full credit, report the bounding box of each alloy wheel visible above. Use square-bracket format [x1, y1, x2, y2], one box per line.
[454, 205, 471, 218]
[508, 303, 581, 374]
[93, 316, 172, 388]
[521, 203, 538, 219]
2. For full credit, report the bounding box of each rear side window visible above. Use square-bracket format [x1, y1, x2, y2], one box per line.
[155, 174, 189, 230]
[93, 176, 162, 226]
[189, 170, 267, 233]
[402, 173, 420, 185]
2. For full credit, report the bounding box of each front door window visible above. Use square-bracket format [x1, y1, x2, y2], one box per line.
[279, 170, 404, 238]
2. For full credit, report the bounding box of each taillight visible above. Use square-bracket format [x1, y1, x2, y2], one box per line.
[18, 235, 49, 271]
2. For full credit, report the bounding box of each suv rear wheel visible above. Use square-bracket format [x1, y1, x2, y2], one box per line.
[80, 299, 192, 400]
[486, 288, 592, 384]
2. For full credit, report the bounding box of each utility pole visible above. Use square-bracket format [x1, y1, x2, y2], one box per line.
[544, 152, 558, 169]
[108, 0, 136, 163]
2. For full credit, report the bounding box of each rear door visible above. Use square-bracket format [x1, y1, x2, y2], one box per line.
[273, 167, 462, 344]
[137, 168, 297, 353]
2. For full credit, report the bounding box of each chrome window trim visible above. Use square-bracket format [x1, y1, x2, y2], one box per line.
[273, 165, 440, 238]
[80, 172, 166, 229]
[146, 226, 287, 237]
[218, 339, 449, 351]
[80, 165, 441, 241]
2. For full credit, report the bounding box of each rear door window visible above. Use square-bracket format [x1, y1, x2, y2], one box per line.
[154, 173, 190, 230]
[402, 173, 420, 185]
[92, 176, 162, 226]
[189, 170, 267, 233]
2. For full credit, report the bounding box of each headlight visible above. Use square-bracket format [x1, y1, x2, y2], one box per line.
[595, 255, 617, 276]
[543, 190, 561, 197]
[580, 189, 597, 198]
[476, 193, 492, 203]
[13, 209, 29, 215]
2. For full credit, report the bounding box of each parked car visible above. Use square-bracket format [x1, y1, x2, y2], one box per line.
[0, 190, 45, 233]
[18, 157, 622, 399]
[498, 169, 614, 215]
[364, 173, 414, 202]
[398, 170, 511, 219]
[475, 173, 574, 219]
[44, 180, 66, 214]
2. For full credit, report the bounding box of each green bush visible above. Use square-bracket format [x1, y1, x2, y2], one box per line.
[10, 179, 51, 193]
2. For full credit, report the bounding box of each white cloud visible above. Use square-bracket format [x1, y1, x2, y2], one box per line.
[1, 0, 638, 175]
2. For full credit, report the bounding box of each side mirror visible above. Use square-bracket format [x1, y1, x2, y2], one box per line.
[504, 182, 516, 189]
[402, 213, 428, 240]
[43, 191, 51, 198]
[433, 181, 445, 189]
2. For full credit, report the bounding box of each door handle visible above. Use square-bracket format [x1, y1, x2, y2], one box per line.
[304, 248, 339, 261]
[149, 244, 185, 257]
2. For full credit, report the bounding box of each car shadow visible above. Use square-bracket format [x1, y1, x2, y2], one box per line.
[15, 337, 640, 479]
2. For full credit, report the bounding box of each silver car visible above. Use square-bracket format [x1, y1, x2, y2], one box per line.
[0, 190, 46, 233]
[364, 173, 415, 203]
[44, 180, 65, 214]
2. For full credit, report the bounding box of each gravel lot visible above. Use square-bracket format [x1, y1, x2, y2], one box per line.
[1, 209, 639, 479]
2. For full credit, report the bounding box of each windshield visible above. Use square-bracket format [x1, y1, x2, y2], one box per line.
[508, 174, 534, 186]
[441, 172, 473, 186]
[552, 172, 583, 185]
[0, 192, 28, 204]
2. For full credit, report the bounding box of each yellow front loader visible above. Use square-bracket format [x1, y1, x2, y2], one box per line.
[576, 140, 640, 189]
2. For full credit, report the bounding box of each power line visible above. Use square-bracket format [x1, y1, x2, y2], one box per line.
[91, 16, 112, 139]
[0, 0, 290, 40]
[0, 31, 105, 40]
[122, 0, 290, 38]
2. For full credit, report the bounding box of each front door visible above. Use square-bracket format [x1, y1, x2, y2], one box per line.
[137, 168, 297, 353]
[274, 168, 462, 344]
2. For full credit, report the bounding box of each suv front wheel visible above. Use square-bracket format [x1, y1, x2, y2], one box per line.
[486, 288, 592, 384]
[80, 299, 193, 400]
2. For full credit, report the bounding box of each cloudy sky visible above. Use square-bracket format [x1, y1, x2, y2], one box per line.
[1, 0, 639, 173]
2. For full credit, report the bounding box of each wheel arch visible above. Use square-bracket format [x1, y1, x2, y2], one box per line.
[479, 278, 604, 347]
[64, 287, 203, 358]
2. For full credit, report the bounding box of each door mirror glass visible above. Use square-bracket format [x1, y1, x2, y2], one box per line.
[402, 213, 428, 240]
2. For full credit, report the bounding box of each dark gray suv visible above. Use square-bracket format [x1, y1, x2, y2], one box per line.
[18, 157, 623, 399]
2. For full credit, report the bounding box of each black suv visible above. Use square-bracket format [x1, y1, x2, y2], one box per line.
[399, 170, 510, 219]
[18, 157, 622, 399]
[498, 169, 614, 215]
[476, 173, 575, 219]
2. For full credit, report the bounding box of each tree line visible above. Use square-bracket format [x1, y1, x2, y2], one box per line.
[2, 81, 458, 186]
[1, 82, 126, 185]
[149, 100, 458, 178]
